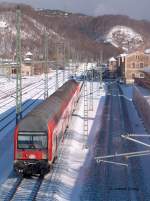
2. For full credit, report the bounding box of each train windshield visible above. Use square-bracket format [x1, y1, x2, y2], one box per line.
[18, 132, 47, 150]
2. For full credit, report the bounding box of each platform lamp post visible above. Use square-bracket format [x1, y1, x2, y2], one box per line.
[16, 6, 22, 124]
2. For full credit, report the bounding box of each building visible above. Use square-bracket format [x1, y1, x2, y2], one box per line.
[116, 53, 127, 78]
[119, 51, 150, 84]
[134, 67, 150, 89]
[108, 57, 117, 73]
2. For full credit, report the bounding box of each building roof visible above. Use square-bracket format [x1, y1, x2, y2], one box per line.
[120, 53, 128, 57]
[25, 51, 33, 56]
[144, 49, 150, 54]
[24, 57, 32, 61]
[109, 57, 116, 62]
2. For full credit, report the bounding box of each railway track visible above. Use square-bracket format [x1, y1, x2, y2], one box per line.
[0, 70, 63, 109]
[1, 135, 68, 201]
[0, 176, 43, 201]
[0, 79, 41, 100]
[104, 82, 130, 201]
[118, 85, 149, 201]
[0, 93, 76, 201]
[0, 73, 67, 132]
[0, 72, 72, 200]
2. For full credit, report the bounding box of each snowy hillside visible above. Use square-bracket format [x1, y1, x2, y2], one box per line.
[105, 25, 143, 51]
[0, 10, 61, 59]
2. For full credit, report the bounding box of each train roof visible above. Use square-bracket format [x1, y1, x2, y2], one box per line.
[18, 79, 79, 133]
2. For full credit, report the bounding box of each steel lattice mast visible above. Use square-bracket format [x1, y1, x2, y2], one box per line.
[100, 50, 103, 88]
[16, 7, 22, 123]
[63, 42, 65, 82]
[44, 30, 48, 99]
[89, 63, 94, 111]
[55, 42, 59, 90]
[83, 62, 88, 148]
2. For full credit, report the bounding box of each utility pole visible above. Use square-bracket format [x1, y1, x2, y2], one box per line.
[55, 42, 59, 90]
[63, 42, 65, 82]
[67, 41, 71, 79]
[100, 50, 103, 88]
[44, 30, 48, 99]
[97, 59, 100, 95]
[16, 7, 22, 123]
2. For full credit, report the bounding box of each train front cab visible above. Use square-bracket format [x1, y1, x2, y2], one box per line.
[14, 129, 50, 176]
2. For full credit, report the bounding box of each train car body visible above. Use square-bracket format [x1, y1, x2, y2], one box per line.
[14, 80, 81, 176]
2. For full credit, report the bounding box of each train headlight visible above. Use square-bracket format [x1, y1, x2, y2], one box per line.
[29, 154, 36, 159]
[42, 153, 47, 159]
[16, 152, 22, 159]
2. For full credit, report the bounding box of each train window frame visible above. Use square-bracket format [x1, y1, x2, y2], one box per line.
[17, 131, 48, 150]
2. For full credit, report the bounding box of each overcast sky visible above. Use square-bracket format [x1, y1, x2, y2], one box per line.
[1, 0, 150, 20]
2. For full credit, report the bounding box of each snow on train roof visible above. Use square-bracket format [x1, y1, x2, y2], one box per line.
[18, 79, 79, 132]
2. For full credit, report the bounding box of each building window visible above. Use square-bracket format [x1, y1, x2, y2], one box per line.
[132, 63, 135, 68]
[140, 63, 144, 68]
[140, 73, 144, 78]
[136, 63, 139, 68]
[132, 73, 135, 78]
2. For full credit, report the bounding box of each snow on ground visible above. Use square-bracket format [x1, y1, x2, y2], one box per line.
[48, 82, 106, 201]
[120, 84, 150, 200]
[0, 70, 67, 185]
[1, 76, 150, 199]
[0, 21, 7, 28]
[120, 83, 133, 101]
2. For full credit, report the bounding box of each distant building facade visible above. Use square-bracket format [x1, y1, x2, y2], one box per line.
[108, 57, 117, 73]
[124, 51, 150, 83]
[116, 53, 127, 78]
[11, 51, 51, 76]
[116, 51, 150, 84]
[134, 67, 150, 89]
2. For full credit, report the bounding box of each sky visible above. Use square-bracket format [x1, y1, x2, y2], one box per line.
[1, 0, 150, 20]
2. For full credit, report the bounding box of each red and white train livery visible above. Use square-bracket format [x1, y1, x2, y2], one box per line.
[14, 79, 81, 176]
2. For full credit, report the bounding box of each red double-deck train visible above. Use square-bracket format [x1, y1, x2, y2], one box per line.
[14, 79, 81, 176]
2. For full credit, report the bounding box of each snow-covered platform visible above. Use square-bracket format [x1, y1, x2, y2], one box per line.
[133, 85, 150, 133]
[36, 82, 106, 201]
